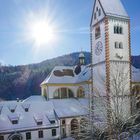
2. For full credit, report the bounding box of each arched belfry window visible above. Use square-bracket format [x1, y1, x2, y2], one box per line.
[114, 25, 123, 34]
[77, 87, 85, 98]
[53, 88, 74, 99]
[114, 26, 117, 34]
[117, 26, 119, 34]
[115, 42, 123, 49]
[120, 27, 123, 34]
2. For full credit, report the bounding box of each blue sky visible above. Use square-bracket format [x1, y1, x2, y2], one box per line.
[0, 0, 139, 65]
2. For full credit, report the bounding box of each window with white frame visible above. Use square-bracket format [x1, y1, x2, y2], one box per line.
[52, 129, 56, 136]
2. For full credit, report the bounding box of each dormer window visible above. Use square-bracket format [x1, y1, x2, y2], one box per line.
[8, 113, 19, 125]
[50, 120, 55, 124]
[25, 108, 29, 112]
[12, 120, 18, 124]
[34, 113, 43, 125]
[11, 109, 15, 113]
[8, 105, 17, 113]
[37, 121, 43, 125]
[22, 104, 30, 112]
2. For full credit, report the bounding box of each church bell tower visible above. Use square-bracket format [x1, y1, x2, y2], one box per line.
[90, 0, 131, 126]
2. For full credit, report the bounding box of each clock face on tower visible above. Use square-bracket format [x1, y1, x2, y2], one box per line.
[95, 41, 103, 56]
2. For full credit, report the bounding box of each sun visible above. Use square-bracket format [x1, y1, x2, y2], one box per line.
[30, 20, 55, 46]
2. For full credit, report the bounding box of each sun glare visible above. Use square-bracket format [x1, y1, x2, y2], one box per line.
[30, 20, 55, 46]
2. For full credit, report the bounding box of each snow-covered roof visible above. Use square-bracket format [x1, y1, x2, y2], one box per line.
[52, 99, 89, 118]
[76, 65, 91, 83]
[41, 65, 91, 85]
[41, 63, 140, 86]
[0, 97, 88, 133]
[41, 66, 75, 84]
[23, 95, 46, 102]
[132, 66, 140, 83]
[100, 0, 128, 18]
[0, 98, 57, 133]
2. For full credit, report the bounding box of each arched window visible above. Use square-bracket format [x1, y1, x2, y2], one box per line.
[77, 87, 85, 98]
[8, 133, 22, 140]
[114, 26, 117, 34]
[53, 88, 74, 99]
[117, 26, 120, 34]
[71, 119, 79, 135]
[98, 9, 101, 16]
[42, 88, 47, 97]
[115, 42, 118, 49]
[119, 42, 123, 49]
[120, 27, 123, 34]
[54, 89, 60, 99]
[94, 13, 96, 20]
[95, 26, 101, 39]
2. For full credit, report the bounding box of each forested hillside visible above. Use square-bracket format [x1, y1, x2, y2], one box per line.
[0, 52, 90, 100]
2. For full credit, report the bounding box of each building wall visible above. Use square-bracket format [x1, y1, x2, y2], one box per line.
[108, 18, 131, 119]
[92, 20, 106, 65]
[108, 18, 129, 61]
[2, 127, 60, 140]
[41, 84, 90, 99]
